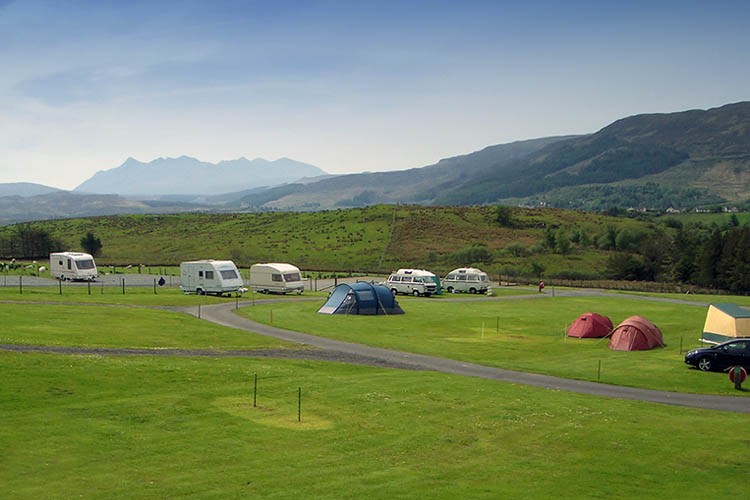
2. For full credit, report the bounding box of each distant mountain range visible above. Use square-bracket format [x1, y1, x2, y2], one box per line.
[1, 101, 749, 224]
[244, 102, 750, 211]
[74, 156, 327, 196]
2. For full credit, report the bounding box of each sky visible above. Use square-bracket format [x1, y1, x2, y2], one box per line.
[1, 0, 749, 190]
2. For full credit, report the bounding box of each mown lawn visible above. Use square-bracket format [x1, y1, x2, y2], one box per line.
[1, 352, 747, 499]
[238, 291, 750, 396]
[0, 301, 291, 351]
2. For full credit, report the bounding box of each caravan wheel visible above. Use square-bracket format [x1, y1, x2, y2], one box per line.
[196, 288, 205, 296]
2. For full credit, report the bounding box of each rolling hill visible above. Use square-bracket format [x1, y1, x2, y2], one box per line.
[2, 102, 749, 224]
[245, 102, 750, 211]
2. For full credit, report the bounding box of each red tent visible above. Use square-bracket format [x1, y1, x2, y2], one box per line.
[567, 312, 613, 338]
[608, 316, 664, 351]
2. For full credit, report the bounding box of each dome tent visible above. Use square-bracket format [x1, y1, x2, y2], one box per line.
[318, 282, 404, 315]
[567, 312, 613, 339]
[608, 316, 664, 351]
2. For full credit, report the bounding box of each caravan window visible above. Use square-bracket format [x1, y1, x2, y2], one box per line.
[283, 272, 301, 282]
[76, 259, 95, 270]
[205, 270, 214, 279]
[272, 273, 282, 282]
[220, 269, 238, 279]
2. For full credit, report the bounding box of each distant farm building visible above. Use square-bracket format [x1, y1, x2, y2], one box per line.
[702, 303, 750, 344]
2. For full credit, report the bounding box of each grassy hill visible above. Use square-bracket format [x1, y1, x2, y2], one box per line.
[2, 205, 671, 280]
[437, 102, 750, 209]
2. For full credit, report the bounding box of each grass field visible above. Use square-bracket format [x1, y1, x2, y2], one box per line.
[238, 290, 750, 396]
[2, 353, 748, 499]
[2, 287, 750, 498]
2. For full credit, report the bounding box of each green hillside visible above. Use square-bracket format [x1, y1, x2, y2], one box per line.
[5, 205, 749, 290]
[0, 206, 660, 278]
[437, 102, 750, 208]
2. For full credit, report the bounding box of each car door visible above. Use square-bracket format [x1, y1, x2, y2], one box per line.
[734, 340, 750, 369]
[721, 341, 749, 369]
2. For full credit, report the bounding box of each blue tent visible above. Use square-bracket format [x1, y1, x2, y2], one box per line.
[318, 282, 405, 315]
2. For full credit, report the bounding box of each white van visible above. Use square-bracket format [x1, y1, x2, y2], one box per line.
[442, 267, 492, 294]
[50, 252, 98, 281]
[249, 263, 304, 294]
[386, 269, 437, 297]
[179, 260, 246, 296]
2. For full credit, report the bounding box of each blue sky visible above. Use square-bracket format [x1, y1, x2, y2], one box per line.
[1, 0, 748, 189]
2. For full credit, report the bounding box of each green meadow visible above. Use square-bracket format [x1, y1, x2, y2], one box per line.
[239, 290, 750, 396]
[2, 287, 749, 498]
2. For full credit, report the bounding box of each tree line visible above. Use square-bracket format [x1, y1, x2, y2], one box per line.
[0, 226, 102, 259]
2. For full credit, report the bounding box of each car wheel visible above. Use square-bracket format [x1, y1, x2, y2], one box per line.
[391, 288, 398, 296]
[697, 357, 713, 372]
[413, 290, 420, 297]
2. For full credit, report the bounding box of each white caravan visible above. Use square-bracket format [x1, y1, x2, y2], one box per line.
[249, 263, 304, 294]
[442, 267, 492, 294]
[386, 268, 437, 297]
[179, 260, 246, 296]
[50, 252, 98, 281]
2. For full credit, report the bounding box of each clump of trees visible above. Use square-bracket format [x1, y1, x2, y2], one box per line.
[81, 232, 103, 257]
[603, 221, 750, 292]
[0, 225, 63, 259]
[0, 226, 104, 260]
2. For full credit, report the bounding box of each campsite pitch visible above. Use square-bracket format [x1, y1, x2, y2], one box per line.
[1, 352, 748, 499]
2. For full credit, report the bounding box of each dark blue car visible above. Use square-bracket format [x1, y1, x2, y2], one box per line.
[684, 338, 750, 372]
